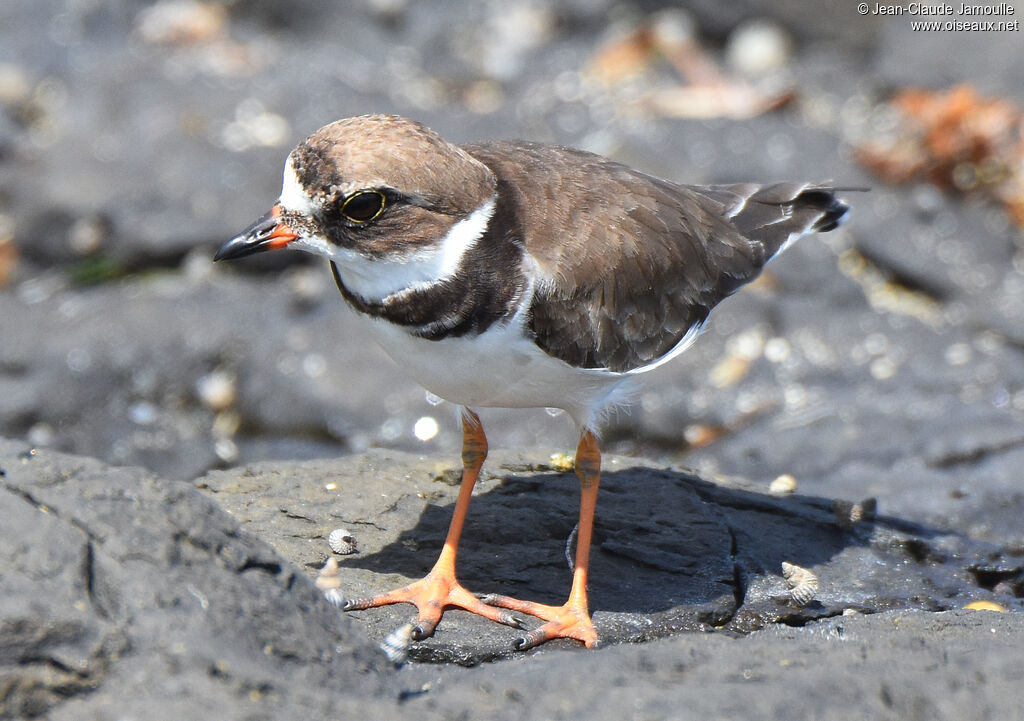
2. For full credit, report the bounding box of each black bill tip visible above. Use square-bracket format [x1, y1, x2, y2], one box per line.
[215, 207, 297, 261]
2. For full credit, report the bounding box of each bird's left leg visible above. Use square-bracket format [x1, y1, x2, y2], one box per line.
[482, 429, 602, 649]
[342, 409, 523, 640]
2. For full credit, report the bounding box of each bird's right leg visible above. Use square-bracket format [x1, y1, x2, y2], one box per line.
[341, 409, 524, 640]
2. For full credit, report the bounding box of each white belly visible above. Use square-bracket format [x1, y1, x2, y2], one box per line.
[360, 314, 630, 428]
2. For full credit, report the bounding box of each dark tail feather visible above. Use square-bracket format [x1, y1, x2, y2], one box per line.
[693, 182, 864, 259]
[796, 188, 851, 233]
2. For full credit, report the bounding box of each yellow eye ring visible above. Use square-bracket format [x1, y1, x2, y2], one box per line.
[340, 190, 386, 223]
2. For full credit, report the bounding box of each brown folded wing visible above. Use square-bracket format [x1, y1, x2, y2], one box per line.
[464, 141, 847, 373]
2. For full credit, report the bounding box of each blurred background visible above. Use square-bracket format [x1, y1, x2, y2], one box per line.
[1, 0, 1022, 526]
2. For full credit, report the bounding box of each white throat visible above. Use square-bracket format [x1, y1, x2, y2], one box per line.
[277, 153, 496, 302]
[327, 196, 496, 303]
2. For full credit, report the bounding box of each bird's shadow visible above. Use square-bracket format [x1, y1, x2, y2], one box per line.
[336, 463, 944, 617]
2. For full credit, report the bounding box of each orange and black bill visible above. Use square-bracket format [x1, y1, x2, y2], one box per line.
[214, 205, 298, 261]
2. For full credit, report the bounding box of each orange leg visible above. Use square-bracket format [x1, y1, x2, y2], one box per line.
[342, 409, 523, 640]
[482, 430, 602, 649]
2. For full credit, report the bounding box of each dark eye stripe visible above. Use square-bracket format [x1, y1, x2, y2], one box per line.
[341, 191, 386, 223]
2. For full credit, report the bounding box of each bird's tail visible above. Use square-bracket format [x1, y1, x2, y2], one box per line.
[691, 182, 864, 261]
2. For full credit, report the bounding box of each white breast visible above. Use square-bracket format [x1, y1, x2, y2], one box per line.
[359, 310, 632, 430]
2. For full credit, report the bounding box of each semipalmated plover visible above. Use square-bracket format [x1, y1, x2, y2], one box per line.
[216, 114, 853, 649]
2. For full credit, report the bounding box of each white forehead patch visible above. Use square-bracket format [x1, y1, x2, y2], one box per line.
[278, 155, 318, 216]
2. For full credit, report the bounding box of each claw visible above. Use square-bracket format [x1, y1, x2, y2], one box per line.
[480, 595, 529, 629]
[411, 620, 436, 641]
[512, 630, 546, 651]
[342, 597, 369, 611]
[503, 613, 527, 630]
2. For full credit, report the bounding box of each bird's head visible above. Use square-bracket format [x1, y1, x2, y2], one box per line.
[215, 115, 496, 273]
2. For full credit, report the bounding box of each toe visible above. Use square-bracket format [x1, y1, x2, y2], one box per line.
[412, 617, 438, 641]
[513, 628, 549, 651]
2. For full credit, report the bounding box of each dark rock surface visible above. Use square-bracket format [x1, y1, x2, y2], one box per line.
[2, 0, 1024, 718]
[196, 447, 1023, 662]
[4, 440, 1024, 720]
[402, 609, 1024, 720]
[0, 438, 390, 720]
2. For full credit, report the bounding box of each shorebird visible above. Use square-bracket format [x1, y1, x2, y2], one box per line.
[216, 114, 852, 649]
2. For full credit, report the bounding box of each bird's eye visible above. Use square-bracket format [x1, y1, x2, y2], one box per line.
[340, 191, 386, 223]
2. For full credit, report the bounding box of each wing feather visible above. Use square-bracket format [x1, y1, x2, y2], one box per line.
[463, 141, 849, 373]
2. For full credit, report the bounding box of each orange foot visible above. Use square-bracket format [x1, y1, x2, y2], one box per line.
[340, 409, 527, 640]
[481, 593, 600, 649]
[343, 561, 525, 640]
[475, 429, 604, 650]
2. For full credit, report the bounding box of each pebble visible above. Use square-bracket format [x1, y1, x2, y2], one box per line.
[0, 63, 31, 105]
[963, 600, 1007, 612]
[769, 474, 798, 494]
[68, 216, 107, 256]
[196, 370, 237, 412]
[135, 0, 226, 45]
[725, 19, 793, 77]
[413, 416, 439, 442]
[27, 422, 55, 447]
[0, 222, 16, 287]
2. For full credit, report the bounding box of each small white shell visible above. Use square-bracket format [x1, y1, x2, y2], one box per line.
[781, 561, 819, 606]
[769, 474, 797, 494]
[315, 557, 345, 607]
[328, 528, 358, 555]
[380, 623, 415, 666]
